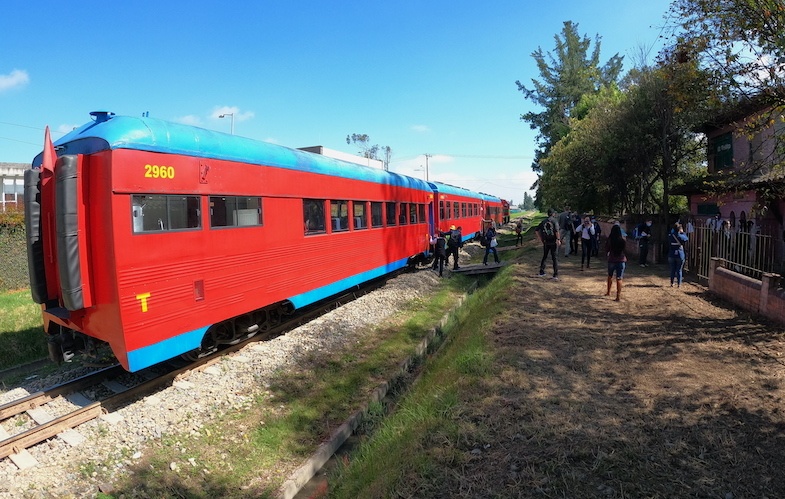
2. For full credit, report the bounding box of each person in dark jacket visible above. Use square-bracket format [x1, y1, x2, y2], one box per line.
[446, 225, 462, 270]
[605, 224, 627, 301]
[482, 225, 500, 265]
[430, 233, 447, 277]
[636, 218, 653, 266]
[668, 223, 689, 287]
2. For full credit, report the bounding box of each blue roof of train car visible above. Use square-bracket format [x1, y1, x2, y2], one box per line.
[427, 181, 484, 200]
[32, 112, 431, 192]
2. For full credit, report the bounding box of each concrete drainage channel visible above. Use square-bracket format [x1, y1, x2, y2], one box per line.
[281, 287, 475, 499]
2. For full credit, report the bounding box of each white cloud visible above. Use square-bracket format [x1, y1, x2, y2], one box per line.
[411, 124, 430, 133]
[175, 115, 203, 126]
[0, 69, 30, 92]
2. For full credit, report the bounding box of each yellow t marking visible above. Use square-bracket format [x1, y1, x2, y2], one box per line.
[136, 292, 151, 312]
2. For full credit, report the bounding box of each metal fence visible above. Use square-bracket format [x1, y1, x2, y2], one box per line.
[685, 225, 774, 281]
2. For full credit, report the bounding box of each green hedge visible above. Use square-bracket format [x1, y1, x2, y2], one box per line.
[0, 208, 29, 292]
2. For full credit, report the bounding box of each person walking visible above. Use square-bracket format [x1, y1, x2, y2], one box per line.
[636, 218, 653, 266]
[536, 209, 560, 279]
[605, 224, 627, 301]
[446, 225, 462, 270]
[668, 222, 689, 287]
[430, 233, 447, 277]
[514, 220, 524, 246]
[591, 217, 601, 257]
[558, 208, 572, 257]
[577, 215, 595, 270]
[482, 225, 500, 265]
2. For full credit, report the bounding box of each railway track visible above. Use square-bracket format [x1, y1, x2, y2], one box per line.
[0, 272, 399, 469]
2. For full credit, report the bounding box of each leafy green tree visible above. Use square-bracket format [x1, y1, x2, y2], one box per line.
[516, 21, 624, 175]
[668, 0, 785, 106]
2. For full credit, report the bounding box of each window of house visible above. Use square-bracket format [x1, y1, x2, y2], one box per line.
[711, 132, 733, 171]
[132, 194, 201, 233]
[304, 199, 326, 235]
[210, 196, 262, 227]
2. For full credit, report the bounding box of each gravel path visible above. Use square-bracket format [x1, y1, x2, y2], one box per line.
[0, 263, 455, 498]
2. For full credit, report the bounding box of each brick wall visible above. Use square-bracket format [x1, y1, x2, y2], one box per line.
[708, 258, 785, 326]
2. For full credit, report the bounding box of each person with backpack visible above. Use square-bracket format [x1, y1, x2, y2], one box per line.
[430, 233, 447, 277]
[482, 225, 500, 265]
[536, 209, 561, 279]
[514, 220, 524, 246]
[636, 218, 653, 267]
[605, 224, 627, 301]
[446, 225, 462, 270]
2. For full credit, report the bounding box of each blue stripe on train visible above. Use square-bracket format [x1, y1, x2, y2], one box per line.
[124, 257, 410, 371]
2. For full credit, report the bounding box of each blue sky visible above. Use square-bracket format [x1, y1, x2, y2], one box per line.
[1, 0, 673, 205]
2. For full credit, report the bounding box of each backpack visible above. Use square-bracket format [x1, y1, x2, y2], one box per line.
[541, 220, 557, 244]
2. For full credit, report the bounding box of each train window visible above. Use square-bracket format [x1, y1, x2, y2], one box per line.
[209, 196, 262, 228]
[371, 202, 383, 227]
[418, 204, 425, 223]
[453, 202, 459, 219]
[409, 204, 417, 224]
[399, 203, 408, 225]
[131, 194, 201, 233]
[304, 199, 326, 235]
[331, 200, 349, 232]
[353, 201, 367, 230]
[439, 200, 446, 220]
[386, 201, 396, 226]
[461, 202, 467, 218]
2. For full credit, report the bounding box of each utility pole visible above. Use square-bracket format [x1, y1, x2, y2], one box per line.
[424, 153, 431, 181]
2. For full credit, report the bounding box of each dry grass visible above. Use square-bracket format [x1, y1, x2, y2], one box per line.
[426, 238, 785, 497]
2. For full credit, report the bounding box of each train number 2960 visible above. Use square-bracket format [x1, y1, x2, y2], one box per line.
[144, 164, 176, 179]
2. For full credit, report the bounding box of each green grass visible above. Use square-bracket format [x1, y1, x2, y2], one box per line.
[0, 289, 47, 371]
[328, 267, 512, 498]
[104, 275, 474, 498]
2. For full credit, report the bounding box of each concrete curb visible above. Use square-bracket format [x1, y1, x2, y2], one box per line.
[277, 290, 472, 499]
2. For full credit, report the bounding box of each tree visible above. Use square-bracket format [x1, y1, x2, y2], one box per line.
[668, 0, 785, 106]
[667, 0, 785, 208]
[516, 21, 624, 174]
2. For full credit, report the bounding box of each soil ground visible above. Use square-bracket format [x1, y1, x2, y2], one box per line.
[445, 238, 785, 498]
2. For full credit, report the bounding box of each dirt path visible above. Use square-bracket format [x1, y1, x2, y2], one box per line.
[454, 241, 785, 497]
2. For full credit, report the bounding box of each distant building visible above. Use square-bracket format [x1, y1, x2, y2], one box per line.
[1, 162, 28, 212]
[298, 146, 384, 170]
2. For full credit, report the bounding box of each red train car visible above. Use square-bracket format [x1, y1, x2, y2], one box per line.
[25, 112, 435, 371]
[428, 181, 487, 242]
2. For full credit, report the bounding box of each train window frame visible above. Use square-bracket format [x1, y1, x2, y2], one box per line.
[461, 202, 467, 218]
[371, 202, 383, 228]
[399, 202, 408, 225]
[409, 203, 417, 224]
[439, 200, 446, 220]
[209, 195, 263, 228]
[453, 201, 459, 219]
[385, 201, 397, 226]
[353, 201, 368, 230]
[418, 203, 425, 223]
[331, 200, 349, 232]
[304, 198, 327, 235]
[131, 194, 201, 234]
